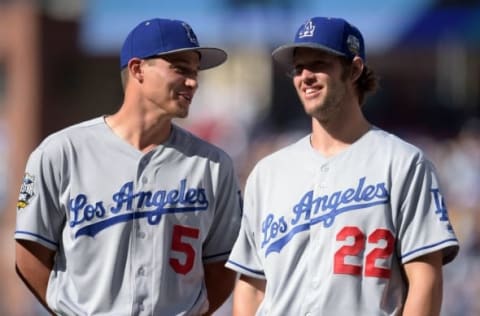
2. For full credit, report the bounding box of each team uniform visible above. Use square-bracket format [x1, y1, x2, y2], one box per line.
[226, 127, 459, 316]
[15, 117, 242, 315]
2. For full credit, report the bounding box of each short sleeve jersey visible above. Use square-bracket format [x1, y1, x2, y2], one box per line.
[226, 127, 458, 316]
[15, 117, 243, 315]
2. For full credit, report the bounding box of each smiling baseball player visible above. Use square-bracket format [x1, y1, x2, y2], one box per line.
[15, 18, 242, 315]
[226, 17, 459, 316]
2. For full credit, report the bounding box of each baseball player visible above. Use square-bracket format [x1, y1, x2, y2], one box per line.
[15, 18, 242, 315]
[226, 17, 459, 316]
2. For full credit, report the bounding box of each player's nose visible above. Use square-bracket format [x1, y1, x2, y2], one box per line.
[298, 67, 317, 81]
[185, 77, 199, 90]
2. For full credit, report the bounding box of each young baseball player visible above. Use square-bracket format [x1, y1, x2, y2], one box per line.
[226, 17, 459, 316]
[15, 18, 242, 315]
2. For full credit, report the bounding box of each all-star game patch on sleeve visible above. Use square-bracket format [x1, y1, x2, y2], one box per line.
[15, 144, 65, 250]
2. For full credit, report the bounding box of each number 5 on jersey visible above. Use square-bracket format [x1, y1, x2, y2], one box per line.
[170, 225, 200, 275]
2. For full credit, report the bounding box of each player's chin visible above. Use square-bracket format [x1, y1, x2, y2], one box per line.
[302, 101, 320, 116]
[173, 101, 190, 117]
[174, 106, 190, 118]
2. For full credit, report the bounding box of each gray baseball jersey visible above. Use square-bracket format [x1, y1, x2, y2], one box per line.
[226, 127, 459, 316]
[15, 117, 242, 315]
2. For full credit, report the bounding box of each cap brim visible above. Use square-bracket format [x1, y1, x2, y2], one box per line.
[155, 47, 227, 70]
[272, 43, 345, 67]
[197, 47, 228, 70]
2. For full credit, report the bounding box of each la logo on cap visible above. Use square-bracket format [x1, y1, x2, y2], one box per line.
[298, 20, 315, 38]
[181, 22, 199, 45]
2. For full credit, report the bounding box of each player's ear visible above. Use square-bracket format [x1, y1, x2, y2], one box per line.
[127, 58, 144, 83]
[350, 56, 364, 82]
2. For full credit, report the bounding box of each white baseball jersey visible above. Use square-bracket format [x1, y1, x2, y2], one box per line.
[15, 117, 242, 315]
[226, 127, 459, 316]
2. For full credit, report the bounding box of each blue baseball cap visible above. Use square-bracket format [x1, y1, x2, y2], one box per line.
[120, 18, 227, 70]
[272, 17, 365, 66]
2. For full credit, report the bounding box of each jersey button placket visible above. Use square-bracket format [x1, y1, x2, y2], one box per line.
[316, 164, 330, 192]
[320, 164, 329, 172]
[139, 157, 148, 168]
[138, 155, 151, 187]
[131, 150, 153, 316]
[320, 163, 330, 189]
[306, 163, 331, 313]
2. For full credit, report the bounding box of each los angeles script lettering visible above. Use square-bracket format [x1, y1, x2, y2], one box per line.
[69, 179, 208, 233]
[261, 177, 390, 256]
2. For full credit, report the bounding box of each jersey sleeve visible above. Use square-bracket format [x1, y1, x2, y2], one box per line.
[226, 168, 266, 279]
[396, 158, 459, 264]
[202, 155, 243, 263]
[15, 145, 64, 250]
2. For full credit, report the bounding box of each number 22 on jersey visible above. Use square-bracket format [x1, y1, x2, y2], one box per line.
[334, 226, 395, 278]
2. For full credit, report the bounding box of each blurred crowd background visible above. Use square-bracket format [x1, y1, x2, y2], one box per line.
[0, 0, 479, 315]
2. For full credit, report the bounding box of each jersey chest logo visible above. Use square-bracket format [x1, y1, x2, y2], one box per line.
[261, 177, 390, 257]
[68, 178, 209, 238]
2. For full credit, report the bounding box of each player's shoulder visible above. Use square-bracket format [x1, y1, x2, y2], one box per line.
[38, 117, 105, 147]
[251, 132, 309, 173]
[171, 124, 234, 164]
[24, 117, 105, 166]
[366, 126, 427, 162]
[31, 117, 106, 159]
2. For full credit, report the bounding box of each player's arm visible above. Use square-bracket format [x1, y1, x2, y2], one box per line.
[402, 251, 443, 316]
[203, 260, 237, 315]
[15, 239, 56, 315]
[232, 274, 266, 316]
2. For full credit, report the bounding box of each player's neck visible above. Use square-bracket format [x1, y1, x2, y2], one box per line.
[105, 107, 172, 153]
[310, 114, 371, 158]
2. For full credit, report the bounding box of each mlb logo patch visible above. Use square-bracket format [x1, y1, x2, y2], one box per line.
[346, 35, 360, 56]
[17, 173, 35, 209]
